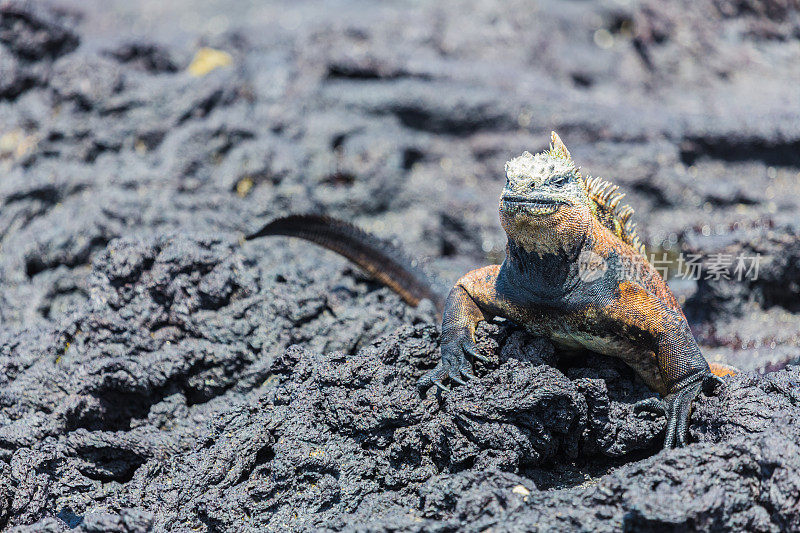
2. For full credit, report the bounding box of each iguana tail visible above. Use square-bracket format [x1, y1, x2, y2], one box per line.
[709, 362, 737, 378]
[246, 214, 446, 316]
[709, 358, 796, 378]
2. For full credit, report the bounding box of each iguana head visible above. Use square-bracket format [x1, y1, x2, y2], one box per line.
[499, 132, 592, 254]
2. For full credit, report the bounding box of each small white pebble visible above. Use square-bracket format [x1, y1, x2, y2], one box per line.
[512, 485, 531, 496]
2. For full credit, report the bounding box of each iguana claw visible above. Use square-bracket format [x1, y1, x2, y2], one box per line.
[633, 397, 666, 415]
[662, 380, 703, 448]
[417, 331, 484, 392]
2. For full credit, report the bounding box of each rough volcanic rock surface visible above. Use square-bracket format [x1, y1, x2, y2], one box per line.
[0, 0, 798, 531]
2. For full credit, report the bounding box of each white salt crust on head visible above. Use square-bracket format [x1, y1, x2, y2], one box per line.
[504, 150, 575, 185]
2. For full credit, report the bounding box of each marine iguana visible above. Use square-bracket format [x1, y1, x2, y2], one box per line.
[247, 132, 736, 449]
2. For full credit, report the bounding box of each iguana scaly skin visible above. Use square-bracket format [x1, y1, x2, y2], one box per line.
[248, 132, 734, 449]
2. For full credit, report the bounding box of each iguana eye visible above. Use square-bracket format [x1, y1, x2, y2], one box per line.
[550, 175, 569, 187]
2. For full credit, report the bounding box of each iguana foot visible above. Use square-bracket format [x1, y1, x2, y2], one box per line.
[661, 380, 703, 448]
[635, 371, 725, 449]
[417, 333, 487, 393]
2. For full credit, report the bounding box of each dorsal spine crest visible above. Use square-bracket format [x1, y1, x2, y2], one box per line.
[584, 175, 645, 257]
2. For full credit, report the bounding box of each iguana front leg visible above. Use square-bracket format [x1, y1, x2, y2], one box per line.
[418, 266, 506, 391]
[646, 319, 720, 448]
[610, 281, 722, 448]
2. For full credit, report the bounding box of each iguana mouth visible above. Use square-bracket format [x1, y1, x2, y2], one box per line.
[502, 195, 564, 215]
